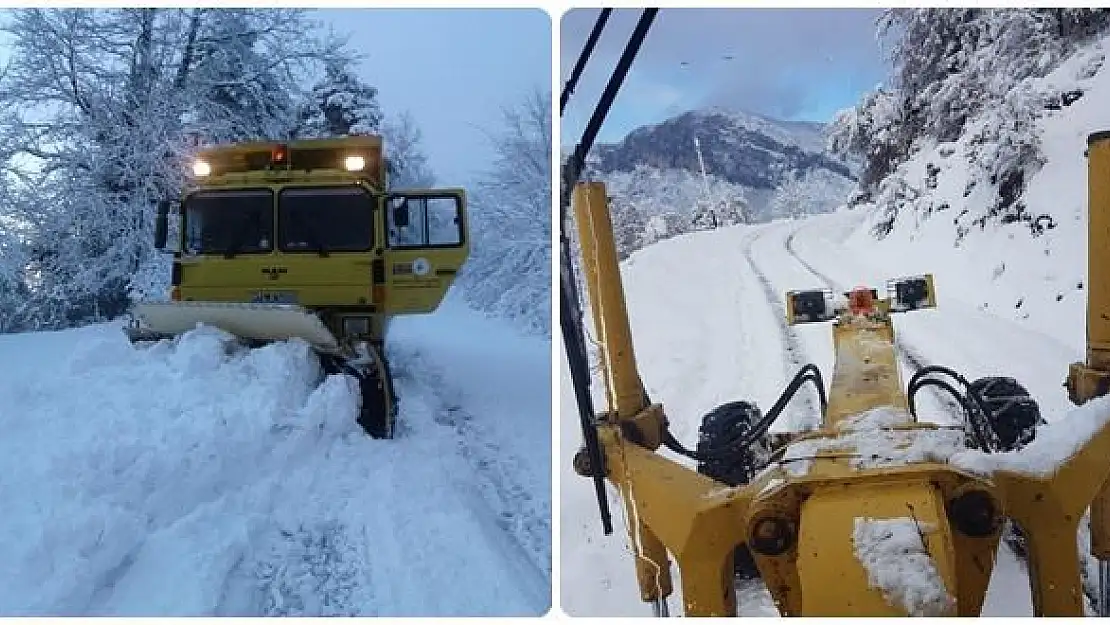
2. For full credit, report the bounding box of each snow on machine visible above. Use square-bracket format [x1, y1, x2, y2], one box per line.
[126, 135, 469, 438]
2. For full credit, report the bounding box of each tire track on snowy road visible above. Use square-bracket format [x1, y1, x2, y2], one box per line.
[392, 359, 550, 609]
[740, 225, 823, 431]
[783, 223, 963, 425]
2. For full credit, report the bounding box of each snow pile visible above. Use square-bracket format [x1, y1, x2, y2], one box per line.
[837, 406, 915, 431]
[951, 394, 1110, 478]
[852, 516, 955, 616]
[0, 323, 359, 615]
[0, 292, 551, 617]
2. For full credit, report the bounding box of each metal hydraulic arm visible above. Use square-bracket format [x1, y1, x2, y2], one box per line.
[1067, 131, 1110, 616]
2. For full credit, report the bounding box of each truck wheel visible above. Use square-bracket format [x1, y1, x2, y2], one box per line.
[966, 377, 1044, 561]
[966, 376, 1044, 452]
[696, 400, 771, 580]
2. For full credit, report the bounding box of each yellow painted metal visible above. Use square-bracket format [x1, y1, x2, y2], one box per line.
[573, 180, 673, 603]
[196, 135, 388, 189]
[796, 480, 956, 616]
[573, 181, 645, 419]
[573, 170, 1110, 616]
[1068, 131, 1110, 564]
[572, 183, 615, 411]
[824, 312, 910, 428]
[173, 136, 468, 345]
[1086, 133, 1110, 361]
[924, 273, 938, 308]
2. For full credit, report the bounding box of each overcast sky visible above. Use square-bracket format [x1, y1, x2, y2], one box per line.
[319, 8, 550, 185]
[561, 8, 890, 146]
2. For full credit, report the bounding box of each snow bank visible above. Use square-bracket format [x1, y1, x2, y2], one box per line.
[952, 394, 1110, 478]
[0, 293, 551, 617]
[782, 424, 966, 477]
[0, 323, 359, 615]
[852, 516, 955, 616]
[845, 35, 1110, 353]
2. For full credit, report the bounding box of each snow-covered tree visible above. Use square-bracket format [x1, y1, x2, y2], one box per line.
[832, 8, 1110, 237]
[290, 57, 433, 190]
[0, 8, 363, 330]
[382, 111, 435, 189]
[461, 88, 551, 336]
[768, 169, 854, 220]
[293, 56, 383, 139]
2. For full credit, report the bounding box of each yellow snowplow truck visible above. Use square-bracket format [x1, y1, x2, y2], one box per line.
[125, 135, 469, 439]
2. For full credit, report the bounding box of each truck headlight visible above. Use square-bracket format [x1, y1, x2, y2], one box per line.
[344, 155, 366, 172]
[193, 160, 211, 176]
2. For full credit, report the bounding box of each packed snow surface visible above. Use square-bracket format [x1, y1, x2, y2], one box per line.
[0, 293, 550, 616]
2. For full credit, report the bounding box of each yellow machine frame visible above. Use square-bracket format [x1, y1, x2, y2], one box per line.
[571, 131, 1110, 616]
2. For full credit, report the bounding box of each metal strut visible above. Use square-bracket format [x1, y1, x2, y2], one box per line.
[559, 6, 658, 537]
[560, 8, 612, 114]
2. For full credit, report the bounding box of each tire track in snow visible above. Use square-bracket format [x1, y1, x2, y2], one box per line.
[741, 226, 822, 430]
[393, 357, 549, 606]
[783, 224, 962, 425]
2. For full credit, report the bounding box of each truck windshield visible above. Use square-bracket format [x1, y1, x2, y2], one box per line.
[278, 186, 374, 253]
[183, 189, 274, 256]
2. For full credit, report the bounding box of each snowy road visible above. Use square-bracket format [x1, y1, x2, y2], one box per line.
[561, 211, 1090, 616]
[0, 293, 550, 616]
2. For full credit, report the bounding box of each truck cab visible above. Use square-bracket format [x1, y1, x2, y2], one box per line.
[153, 135, 469, 345]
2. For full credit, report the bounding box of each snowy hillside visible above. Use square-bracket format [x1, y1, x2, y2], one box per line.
[841, 34, 1110, 355]
[0, 293, 550, 616]
[560, 213, 1095, 616]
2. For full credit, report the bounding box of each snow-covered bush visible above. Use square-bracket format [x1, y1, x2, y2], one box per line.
[831, 8, 1110, 239]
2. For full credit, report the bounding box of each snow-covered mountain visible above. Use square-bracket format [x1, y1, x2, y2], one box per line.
[571, 108, 857, 260]
[591, 108, 850, 191]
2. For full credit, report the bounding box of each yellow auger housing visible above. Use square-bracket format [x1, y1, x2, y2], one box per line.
[570, 131, 1110, 615]
[126, 134, 470, 438]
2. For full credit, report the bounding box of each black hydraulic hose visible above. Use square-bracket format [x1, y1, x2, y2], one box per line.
[907, 365, 1000, 452]
[907, 365, 995, 429]
[662, 364, 827, 463]
[560, 8, 612, 115]
[907, 364, 967, 392]
[909, 377, 996, 452]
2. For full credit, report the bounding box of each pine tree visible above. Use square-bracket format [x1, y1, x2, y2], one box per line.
[294, 56, 383, 139]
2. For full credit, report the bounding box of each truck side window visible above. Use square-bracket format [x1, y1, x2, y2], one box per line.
[387, 195, 463, 248]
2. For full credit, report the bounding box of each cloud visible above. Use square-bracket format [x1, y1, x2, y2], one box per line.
[561, 7, 891, 137]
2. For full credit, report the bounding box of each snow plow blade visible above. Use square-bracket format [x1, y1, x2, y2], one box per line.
[124, 301, 341, 354]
